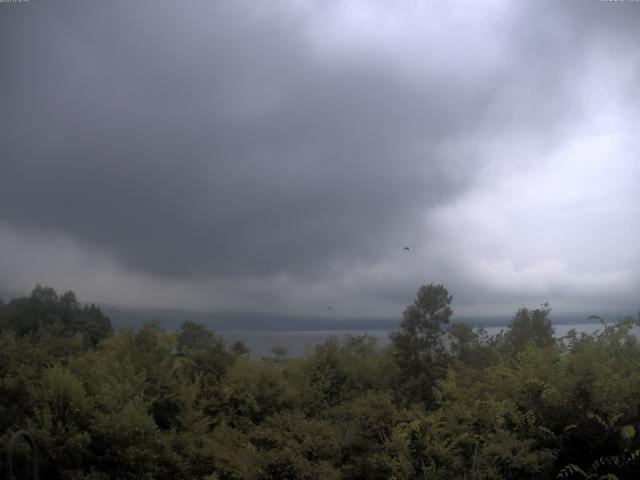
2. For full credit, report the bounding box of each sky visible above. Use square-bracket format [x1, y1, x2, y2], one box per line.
[0, 0, 639, 321]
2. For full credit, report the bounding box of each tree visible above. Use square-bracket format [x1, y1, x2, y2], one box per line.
[0, 286, 112, 346]
[176, 320, 215, 353]
[271, 345, 289, 362]
[390, 284, 453, 405]
[174, 323, 235, 413]
[447, 323, 495, 368]
[505, 303, 554, 354]
[224, 359, 294, 428]
[231, 340, 250, 357]
[249, 413, 340, 479]
[78, 303, 112, 346]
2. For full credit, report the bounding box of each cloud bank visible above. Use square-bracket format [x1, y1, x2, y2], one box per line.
[1, 1, 638, 319]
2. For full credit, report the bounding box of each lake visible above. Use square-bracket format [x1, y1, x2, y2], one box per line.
[220, 322, 614, 358]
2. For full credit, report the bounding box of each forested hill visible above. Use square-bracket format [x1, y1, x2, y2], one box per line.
[1, 285, 640, 479]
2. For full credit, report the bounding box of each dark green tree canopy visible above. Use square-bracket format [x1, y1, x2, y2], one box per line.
[505, 303, 555, 353]
[391, 284, 453, 361]
[2, 284, 639, 480]
[0, 285, 112, 345]
[231, 340, 251, 357]
[176, 319, 215, 352]
[390, 284, 453, 404]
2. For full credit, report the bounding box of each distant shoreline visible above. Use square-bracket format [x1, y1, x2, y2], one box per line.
[103, 305, 625, 332]
[218, 322, 624, 357]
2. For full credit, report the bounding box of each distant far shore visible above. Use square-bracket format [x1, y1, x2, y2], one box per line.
[219, 322, 627, 358]
[103, 305, 627, 332]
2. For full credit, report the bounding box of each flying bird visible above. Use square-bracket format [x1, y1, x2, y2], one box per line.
[403, 246, 410, 251]
[327, 305, 332, 311]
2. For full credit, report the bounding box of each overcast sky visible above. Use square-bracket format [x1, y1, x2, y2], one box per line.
[1, 0, 638, 320]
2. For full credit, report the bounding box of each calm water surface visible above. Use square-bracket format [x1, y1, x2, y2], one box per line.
[221, 323, 615, 357]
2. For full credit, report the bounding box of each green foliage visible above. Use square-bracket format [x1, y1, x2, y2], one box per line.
[230, 340, 250, 357]
[505, 303, 555, 354]
[448, 322, 496, 368]
[223, 359, 294, 429]
[390, 284, 453, 404]
[332, 392, 398, 479]
[2, 284, 640, 479]
[270, 345, 289, 362]
[297, 334, 397, 411]
[177, 320, 215, 352]
[0, 285, 112, 347]
[249, 413, 340, 479]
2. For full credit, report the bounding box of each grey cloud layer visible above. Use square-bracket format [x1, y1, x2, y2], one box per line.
[1, 1, 638, 315]
[1, 1, 470, 279]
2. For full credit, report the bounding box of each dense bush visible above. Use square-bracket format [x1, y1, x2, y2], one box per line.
[1, 285, 639, 479]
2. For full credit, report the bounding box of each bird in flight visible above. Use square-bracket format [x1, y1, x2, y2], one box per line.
[327, 305, 332, 311]
[403, 246, 410, 251]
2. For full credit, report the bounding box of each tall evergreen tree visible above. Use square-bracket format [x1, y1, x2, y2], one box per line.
[505, 303, 554, 353]
[390, 284, 453, 405]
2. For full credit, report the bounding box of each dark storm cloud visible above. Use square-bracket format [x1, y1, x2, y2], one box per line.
[1, 0, 474, 279]
[1, 0, 639, 316]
